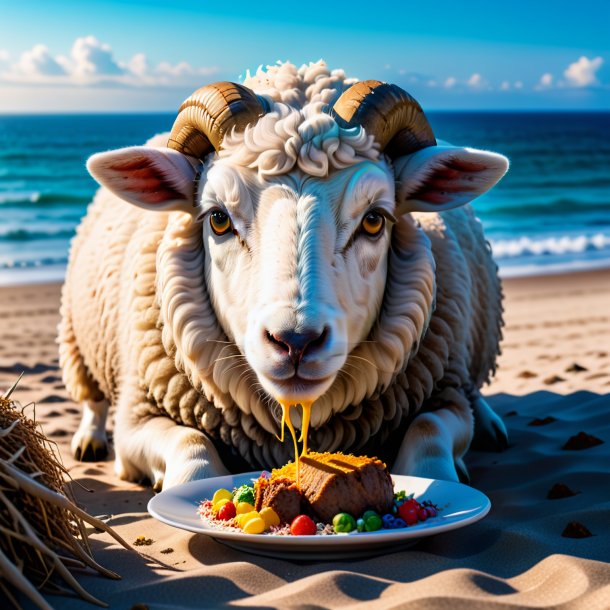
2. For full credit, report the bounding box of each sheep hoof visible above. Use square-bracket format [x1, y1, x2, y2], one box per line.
[72, 398, 110, 462]
[471, 396, 509, 451]
[455, 457, 470, 483]
[73, 436, 108, 462]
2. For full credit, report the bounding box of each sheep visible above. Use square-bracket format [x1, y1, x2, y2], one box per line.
[58, 60, 509, 490]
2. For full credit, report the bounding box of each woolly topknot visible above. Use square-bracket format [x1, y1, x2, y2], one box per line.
[222, 61, 379, 178]
[242, 60, 357, 108]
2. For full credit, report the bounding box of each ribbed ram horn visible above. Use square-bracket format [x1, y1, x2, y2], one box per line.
[167, 82, 268, 158]
[331, 80, 436, 158]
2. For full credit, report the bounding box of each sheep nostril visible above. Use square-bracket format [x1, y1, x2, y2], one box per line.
[265, 330, 290, 353]
[265, 326, 330, 367]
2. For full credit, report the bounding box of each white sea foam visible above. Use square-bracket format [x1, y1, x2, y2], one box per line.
[490, 233, 610, 258]
[0, 190, 40, 204]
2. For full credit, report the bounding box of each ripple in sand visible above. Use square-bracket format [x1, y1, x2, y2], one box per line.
[562, 431, 604, 450]
[41, 375, 62, 383]
[547, 483, 579, 499]
[528, 416, 557, 426]
[565, 363, 588, 373]
[40, 395, 69, 404]
[518, 370, 538, 379]
[0, 362, 59, 374]
[561, 521, 592, 538]
[543, 375, 566, 385]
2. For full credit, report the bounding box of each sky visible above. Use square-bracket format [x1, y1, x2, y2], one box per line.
[0, 0, 608, 112]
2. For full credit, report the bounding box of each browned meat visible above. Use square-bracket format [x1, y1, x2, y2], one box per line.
[299, 454, 394, 522]
[254, 477, 303, 523]
[254, 452, 394, 524]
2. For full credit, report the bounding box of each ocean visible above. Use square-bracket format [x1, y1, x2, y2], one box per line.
[0, 111, 609, 285]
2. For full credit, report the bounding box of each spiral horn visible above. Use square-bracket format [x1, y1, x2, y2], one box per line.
[331, 80, 436, 158]
[167, 81, 268, 158]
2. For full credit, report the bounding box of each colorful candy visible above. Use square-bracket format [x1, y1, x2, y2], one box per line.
[201, 485, 439, 535]
[290, 515, 317, 536]
[332, 512, 357, 533]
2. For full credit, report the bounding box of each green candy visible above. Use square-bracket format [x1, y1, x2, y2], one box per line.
[233, 485, 255, 506]
[361, 510, 382, 532]
[332, 512, 357, 533]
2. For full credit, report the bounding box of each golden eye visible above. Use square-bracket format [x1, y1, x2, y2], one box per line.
[210, 210, 232, 236]
[361, 211, 385, 237]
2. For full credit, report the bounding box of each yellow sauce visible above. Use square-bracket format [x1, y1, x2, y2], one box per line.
[277, 401, 312, 488]
[298, 401, 312, 456]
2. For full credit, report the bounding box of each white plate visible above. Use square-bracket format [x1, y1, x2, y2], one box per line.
[148, 472, 491, 560]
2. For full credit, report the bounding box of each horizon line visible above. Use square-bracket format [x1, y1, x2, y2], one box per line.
[1, 108, 609, 117]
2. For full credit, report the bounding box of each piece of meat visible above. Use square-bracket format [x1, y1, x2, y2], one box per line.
[299, 453, 394, 522]
[254, 477, 303, 523]
[254, 452, 394, 524]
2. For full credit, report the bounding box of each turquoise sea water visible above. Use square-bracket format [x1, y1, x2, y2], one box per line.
[0, 112, 608, 284]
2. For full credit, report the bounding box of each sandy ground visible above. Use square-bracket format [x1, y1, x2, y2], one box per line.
[0, 270, 609, 609]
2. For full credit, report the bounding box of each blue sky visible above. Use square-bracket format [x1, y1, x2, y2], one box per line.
[0, 0, 608, 112]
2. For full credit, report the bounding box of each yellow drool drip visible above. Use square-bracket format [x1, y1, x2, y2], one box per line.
[276, 401, 312, 488]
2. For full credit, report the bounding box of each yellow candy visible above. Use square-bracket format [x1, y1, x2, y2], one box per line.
[212, 498, 230, 514]
[212, 488, 233, 505]
[235, 501, 256, 515]
[242, 516, 266, 534]
[236, 510, 259, 527]
[260, 507, 280, 529]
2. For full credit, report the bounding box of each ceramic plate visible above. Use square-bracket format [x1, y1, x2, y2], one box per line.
[148, 472, 491, 560]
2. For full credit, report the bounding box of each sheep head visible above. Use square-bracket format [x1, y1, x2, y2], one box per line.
[87, 75, 508, 429]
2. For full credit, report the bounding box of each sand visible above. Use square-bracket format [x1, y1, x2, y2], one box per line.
[0, 270, 609, 609]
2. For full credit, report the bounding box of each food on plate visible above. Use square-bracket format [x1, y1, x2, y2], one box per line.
[197, 460, 440, 536]
[197, 403, 439, 536]
[254, 452, 394, 523]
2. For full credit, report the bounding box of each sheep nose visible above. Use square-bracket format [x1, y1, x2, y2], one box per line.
[265, 326, 329, 367]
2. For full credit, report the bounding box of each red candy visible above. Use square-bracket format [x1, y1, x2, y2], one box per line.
[217, 501, 236, 521]
[398, 505, 418, 525]
[401, 499, 421, 511]
[290, 515, 317, 536]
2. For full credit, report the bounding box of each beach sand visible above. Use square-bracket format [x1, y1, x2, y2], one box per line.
[1, 270, 609, 609]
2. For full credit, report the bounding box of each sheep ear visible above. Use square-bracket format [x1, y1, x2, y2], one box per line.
[87, 146, 199, 213]
[394, 144, 508, 214]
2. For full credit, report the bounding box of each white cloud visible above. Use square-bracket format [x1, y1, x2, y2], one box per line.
[444, 76, 456, 88]
[467, 73, 483, 88]
[128, 52, 149, 78]
[14, 44, 66, 77]
[514, 80, 523, 89]
[500, 80, 510, 91]
[539, 73, 553, 87]
[564, 56, 603, 87]
[1, 36, 219, 88]
[67, 36, 124, 78]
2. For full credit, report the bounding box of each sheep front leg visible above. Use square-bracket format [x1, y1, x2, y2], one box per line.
[113, 388, 229, 491]
[72, 398, 110, 461]
[393, 390, 474, 483]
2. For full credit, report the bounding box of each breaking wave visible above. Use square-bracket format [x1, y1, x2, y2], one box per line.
[490, 233, 610, 259]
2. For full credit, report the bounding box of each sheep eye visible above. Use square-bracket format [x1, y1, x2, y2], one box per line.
[210, 210, 232, 236]
[361, 211, 385, 237]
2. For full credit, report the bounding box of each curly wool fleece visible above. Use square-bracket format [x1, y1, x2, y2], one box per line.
[58, 61, 502, 471]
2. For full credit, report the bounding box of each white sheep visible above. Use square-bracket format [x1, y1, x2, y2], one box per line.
[59, 60, 508, 490]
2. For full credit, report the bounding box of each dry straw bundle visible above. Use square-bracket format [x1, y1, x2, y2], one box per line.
[0, 376, 129, 609]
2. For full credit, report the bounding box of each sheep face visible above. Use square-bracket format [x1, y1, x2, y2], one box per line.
[87, 101, 507, 425]
[201, 157, 396, 405]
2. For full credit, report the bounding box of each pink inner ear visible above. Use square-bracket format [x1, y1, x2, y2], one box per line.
[411, 159, 487, 203]
[108, 155, 186, 204]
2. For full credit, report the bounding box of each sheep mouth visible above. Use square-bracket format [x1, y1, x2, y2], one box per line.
[264, 373, 335, 404]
